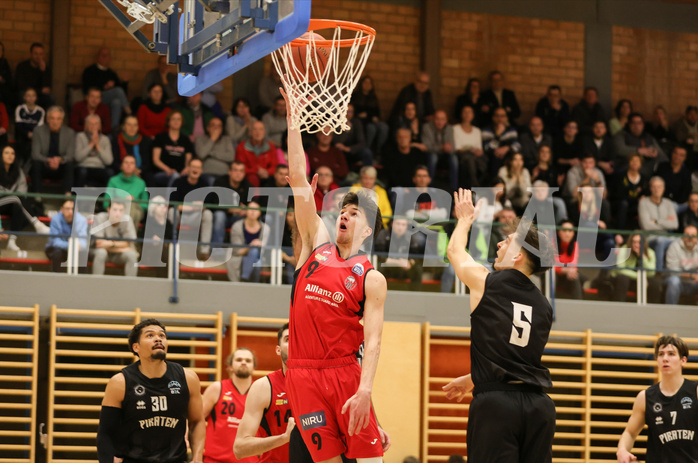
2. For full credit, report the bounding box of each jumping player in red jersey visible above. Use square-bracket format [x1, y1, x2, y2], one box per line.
[279, 80, 388, 463]
[202, 348, 258, 463]
[234, 324, 295, 463]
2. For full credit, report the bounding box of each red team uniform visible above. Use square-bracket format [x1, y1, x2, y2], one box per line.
[259, 369, 292, 463]
[204, 379, 258, 463]
[287, 242, 383, 461]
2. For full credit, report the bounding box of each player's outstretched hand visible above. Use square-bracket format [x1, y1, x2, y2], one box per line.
[616, 449, 637, 463]
[341, 389, 371, 436]
[442, 375, 474, 403]
[286, 173, 318, 194]
[282, 417, 296, 442]
[453, 189, 482, 223]
[378, 425, 391, 452]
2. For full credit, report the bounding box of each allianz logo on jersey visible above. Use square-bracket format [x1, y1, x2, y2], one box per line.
[227, 416, 242, 427]
[305, 284, 345, 304]
[168, 381, 181, 395]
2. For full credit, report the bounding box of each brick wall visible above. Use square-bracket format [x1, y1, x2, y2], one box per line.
[441, 11, 585, 124]
[612, 25, 698, 123]
[0, 0, 52, 76]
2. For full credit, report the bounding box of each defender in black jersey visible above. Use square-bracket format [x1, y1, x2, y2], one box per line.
[443, 189, 555, 463]
[617, 335, 698, 463]
[97, 319, 206, 463]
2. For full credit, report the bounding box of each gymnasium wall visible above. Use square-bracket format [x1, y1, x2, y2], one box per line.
[0, 0, 52, 65]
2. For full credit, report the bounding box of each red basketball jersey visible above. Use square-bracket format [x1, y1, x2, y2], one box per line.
[203, 379, 257, 463]
[258, 369, 291, 463]
[289, 242, 374, 361]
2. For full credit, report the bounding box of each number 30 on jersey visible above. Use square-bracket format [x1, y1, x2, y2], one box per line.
[509, 302, 532, 348]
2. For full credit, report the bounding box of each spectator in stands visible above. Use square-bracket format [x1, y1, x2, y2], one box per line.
[571, 86, 606, 135]
[613, 153, 647, 231]
[141, 195, 172, 276]
[614, 112, 667, 176]
[482, 107, 521, 177]
[257, 72, 282, 118]
[226, 97, 258, 147]
[226, 199, 270, 282]
[553, 120, 583, 173]
[531, 145, 561, 192]
[74, 114, 113, 187]
[497, 152, 531, 214]
[672, 105, 698, 148]
[314, 166, 339, 212]
[137, 83, 171, 139]
[581, 120, 614, 178]
[612, 232, 661, 303]
[70, 88, 111, 135]
[105, 155, 148, 226]
[609, 99, 633, 136]
[556, 219, 583, 300]
[201, 82, 224, 118]
[351, 166, 391, 229]
[91, 199, 140, 277]
[656, 146, 691, 211]
[30, 106, 75, 194]
[170, 158, 213, 258]
[178, 92, 213, 142]
[664, 225, 698, 305]
[564, 153, 607, 204]
[407, 165, 449, 221]
[383, 127, 427, 188]
[196, 117, 235, 185]
[390, 71, 435, 123]
[453, 105, 485, 188]
[422, 110, 457, 191]
[530, 180, 568, 224]
[111, 115, 150, 174]
[81, 47, 131, 132]
[374, 217, 424, 291]
[391, 102, 427, 153]
[639, 176, 679, 271]
[261, 96, 287, 146]
[260, 163, 289, 189]
[141, 55, 178, 104]
[280, 209, 297, 284]
[45, 199, 88, 273]
[572, 183, 615, 261]
[0, 41, 12, 107]
[535, 85, 570, 137]
[478, 70, 521, 126]
[307, 131, 349, 182]
[352, 76, 389, 155]
[14, 88, 45, 165]
[453, 78, 482, 125]
[333, 103, 373, 170]
[235, 121, 277, 187]
[0, 145, 50, 251]
[15, 43, 54, 109]
[649, 105, 675, 156]
[151, 110, 193, 187]
[519, 116, 552, 170]
[211, 161, 250, 248]
[681, 192, 698, 229]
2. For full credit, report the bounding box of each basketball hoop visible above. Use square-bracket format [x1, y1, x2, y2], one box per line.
[272, 19, 376, 134]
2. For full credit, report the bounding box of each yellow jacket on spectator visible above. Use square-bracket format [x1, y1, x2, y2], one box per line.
[351, 183, 392, 229]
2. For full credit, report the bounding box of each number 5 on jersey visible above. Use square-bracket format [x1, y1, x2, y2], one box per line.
[509, 302, 532, 348]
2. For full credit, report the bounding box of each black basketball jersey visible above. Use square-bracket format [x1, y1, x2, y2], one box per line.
[645, 379, 698, 462]
[119, 361, 189, 463]
[470, 269, 553, 389]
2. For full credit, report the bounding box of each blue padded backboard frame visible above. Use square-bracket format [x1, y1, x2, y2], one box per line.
[177, 0, 311, 96]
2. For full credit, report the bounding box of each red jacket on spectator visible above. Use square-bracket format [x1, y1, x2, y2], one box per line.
[70, 100, 112, 134]
[307, 145, 349, 181]
[314, 182, 339, 211]
[556, 241, 578, 275]
[0, 102, 8, 133]
[235, 140, 278, 187]
[137, 101, 171, 138]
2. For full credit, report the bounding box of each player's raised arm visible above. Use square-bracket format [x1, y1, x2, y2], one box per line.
[342, 270, 386, 436]
[447, 189, 489, 310]
[279, 81, 329, 265]
[234, 377, 295, 459]
[185, 369, 206, 463]
[616, 390, 646, 463]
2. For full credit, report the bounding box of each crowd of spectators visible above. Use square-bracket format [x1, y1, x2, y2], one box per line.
[0, 41, 697, 304]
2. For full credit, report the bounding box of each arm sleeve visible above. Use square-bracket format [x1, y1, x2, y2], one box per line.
[97, 405, 123, 463]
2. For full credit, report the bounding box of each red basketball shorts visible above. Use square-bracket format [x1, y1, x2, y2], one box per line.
[286, 356, 383, 461]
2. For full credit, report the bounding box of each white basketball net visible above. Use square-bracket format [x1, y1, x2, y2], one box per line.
[271, 25, 375, 134]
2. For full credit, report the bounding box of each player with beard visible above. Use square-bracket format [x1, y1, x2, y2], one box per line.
[202, 348, 257, 463]
[98, 319, 206, 463]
